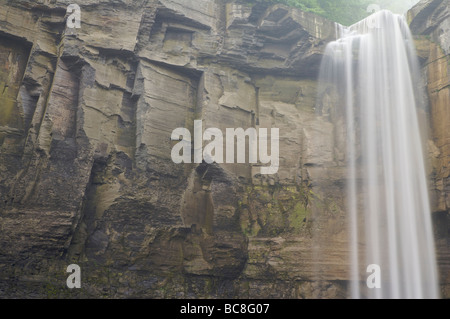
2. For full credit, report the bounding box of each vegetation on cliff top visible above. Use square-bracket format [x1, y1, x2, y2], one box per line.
[239, 0, 420, 25]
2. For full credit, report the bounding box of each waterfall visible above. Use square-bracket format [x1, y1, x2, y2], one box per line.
[317, 10, 439, 298]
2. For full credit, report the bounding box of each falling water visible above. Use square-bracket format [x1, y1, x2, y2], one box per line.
[317, 10, 439, 298]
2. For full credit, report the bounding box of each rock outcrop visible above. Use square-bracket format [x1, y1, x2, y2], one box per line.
[409, 0, 450, 297]
[0, 0, 448, 298]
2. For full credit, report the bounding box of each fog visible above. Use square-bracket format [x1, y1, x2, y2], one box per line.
[372, 0, 421, 14]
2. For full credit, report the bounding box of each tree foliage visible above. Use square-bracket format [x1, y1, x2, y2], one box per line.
[239, 0, 419, 26]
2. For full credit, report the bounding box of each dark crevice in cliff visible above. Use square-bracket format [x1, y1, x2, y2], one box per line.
[0, 34, 32, 140]
[182, 165, 215, 234]
[433, 210, 450, 240]
[142, 58, 203, 80]
[0, 30, 33, 51]
[66, 157, 108, 262]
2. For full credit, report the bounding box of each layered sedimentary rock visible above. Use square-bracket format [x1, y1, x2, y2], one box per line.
[0, 0, 448, 298]
[409, 0, 450, 297]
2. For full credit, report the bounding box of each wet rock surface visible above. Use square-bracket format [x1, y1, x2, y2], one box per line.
[0, 0, 448, 298]
[410, 0, 450, 297]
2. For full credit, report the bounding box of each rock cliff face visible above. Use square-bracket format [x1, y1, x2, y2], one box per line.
[0, 0, 448, 298]
[409, 0, 450, 297]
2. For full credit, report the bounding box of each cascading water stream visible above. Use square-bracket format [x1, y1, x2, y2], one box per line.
[317, 10, 439, 298]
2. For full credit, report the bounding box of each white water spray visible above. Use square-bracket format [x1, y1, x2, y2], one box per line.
[317, 10, 439, 298]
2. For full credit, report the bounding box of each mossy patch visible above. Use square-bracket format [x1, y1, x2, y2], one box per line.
[239, 184, 311, 236]
[0, 92, 19, 127]
[288, 202, 308, 231]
